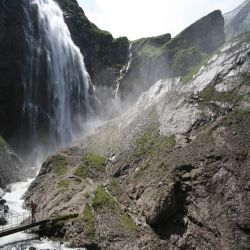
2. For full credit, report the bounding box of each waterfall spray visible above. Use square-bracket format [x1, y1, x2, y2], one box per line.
[22, 0, 95, 164]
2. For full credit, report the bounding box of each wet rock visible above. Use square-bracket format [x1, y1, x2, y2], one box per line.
[0, 135, 27, 188]
[23, 7, 250, 250]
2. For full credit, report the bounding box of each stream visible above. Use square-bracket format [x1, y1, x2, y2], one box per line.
[0, 180, 84, 250]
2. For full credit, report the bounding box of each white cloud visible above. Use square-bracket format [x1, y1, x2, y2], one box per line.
[77, 0, 246, 40]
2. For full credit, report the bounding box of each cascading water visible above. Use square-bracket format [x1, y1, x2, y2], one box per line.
[21, 0, 95, 164]
[0, 0, 95, 247]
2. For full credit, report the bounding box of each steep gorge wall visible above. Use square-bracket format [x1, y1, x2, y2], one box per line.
[0, 0, 129, 156]
[0, 0, 26, 145]
[24, 37, 250, 249]
[55, 0, 129, 89]
[119, 10, 225, 103]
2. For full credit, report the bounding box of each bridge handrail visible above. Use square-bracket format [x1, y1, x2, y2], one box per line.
[3, 212, 30, 218]
[0, 208, 48, 233]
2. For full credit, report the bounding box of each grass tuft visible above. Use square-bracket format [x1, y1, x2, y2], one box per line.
[51, 155, 68, 176]
[83, 204, 95, 239]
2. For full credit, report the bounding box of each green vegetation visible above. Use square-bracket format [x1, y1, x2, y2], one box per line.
[181, 55, 209, 83]
[107, 178, 119, 193]
[44, 213, 79, 234]
[121, 213, 137, 231]
[0, 136, 6, 149]
[55, 213, 79, 221]
[170, 47, 209, 84]
[224, 109, 250, 126]
[83, 204, 95, 239]
[133, 34, 173, 58]
[112, 36, 129, 46]
[74, 152, 105, 179]
[74, 164, 88, 178]
[132, 31, 214, 84]
[92, 186, 136, 232]
[198, 85, 234, 102]
[58, 0, 129, 67]
[82, 152, 105, 171]
[135, 126, 176, 157]
[51, 155, 68, 176]
[137, 43, 161, 57]
[58, 179, 70, 190]
[92, 186, 117, 210]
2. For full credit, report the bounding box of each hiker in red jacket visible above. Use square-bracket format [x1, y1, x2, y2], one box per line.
[30, 201, 37, 223]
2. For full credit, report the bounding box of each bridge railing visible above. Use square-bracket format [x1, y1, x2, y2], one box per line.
[0, 209, 47, 233]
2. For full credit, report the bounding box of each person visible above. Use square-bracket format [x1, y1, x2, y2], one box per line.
[3, 204, 9, 213]
[30, 201, 37, 223]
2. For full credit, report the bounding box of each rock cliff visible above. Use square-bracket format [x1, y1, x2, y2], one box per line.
[25, 34, 250, 249]
[0, 1, 249, 249]
[0, 0, 26, 147]
[224, 0, 250, 41]
[0, 135, 27, 188]
[118, 10, 225, 103]
[0, 0, 129, 155]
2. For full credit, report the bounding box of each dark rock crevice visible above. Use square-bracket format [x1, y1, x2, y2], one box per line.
[148, 181, 189, 240]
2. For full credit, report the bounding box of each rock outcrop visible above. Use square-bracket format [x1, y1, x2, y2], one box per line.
[25, 36, 250, 249]
[0, 0, 129, 155]
[0, 0, 26, 147]
[119, 10, 225, 103]
[0, 135, 27, 188]
[224, 0, 250, 41]
[55, 0, 129, 110]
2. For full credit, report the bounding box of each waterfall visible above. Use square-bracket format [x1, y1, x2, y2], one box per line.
[21, 0, 95, 164]
[115, 44, 132, 97]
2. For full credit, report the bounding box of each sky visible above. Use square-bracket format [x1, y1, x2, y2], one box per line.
[77, 0, 246, 40]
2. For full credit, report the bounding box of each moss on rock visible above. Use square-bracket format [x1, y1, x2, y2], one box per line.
[135, 126, 176, 157]
[92, 186, 136, 232]
[198, 85, 235, 102]
[82, 204, 95, 239]
[82, 152, 105, 171]
[73, 152, 105, 179]
[0, 136, 6, 150]
[51, 155, 68, 176]
[107, 178, 119, 193]
[58, 179, 70, 190]
[74, 164, 88, 178]
[92, 186, 117, 211]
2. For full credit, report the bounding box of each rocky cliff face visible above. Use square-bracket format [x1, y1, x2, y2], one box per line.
[224, 0, 250, 41]
[119, 10, 225, 103]
[0, 136, 27, 188]
[0, 0, 129, 156]
[55, 0, 129, 107]
[24, 35, 250, 249]
[0, 0, 26, 146]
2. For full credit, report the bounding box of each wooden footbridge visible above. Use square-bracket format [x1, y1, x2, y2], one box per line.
[0, 210, 50, 237]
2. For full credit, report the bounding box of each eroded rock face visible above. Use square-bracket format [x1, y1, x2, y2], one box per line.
[0, 0, 129, 155]
[0, 0, 26, 145]
[25, 39, 250, 249]
[119, 10, 225, 103]
[0, 136, 27, 188]
[179, 10, 225, 54]
[224, 0, 250, 41]
[55, 0, 129, 97]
